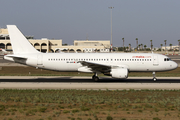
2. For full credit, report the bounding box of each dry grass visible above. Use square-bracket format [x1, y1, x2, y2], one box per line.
[0, 89, 180, 120]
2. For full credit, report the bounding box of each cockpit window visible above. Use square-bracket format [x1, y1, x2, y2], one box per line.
[164, 58, 171, 61]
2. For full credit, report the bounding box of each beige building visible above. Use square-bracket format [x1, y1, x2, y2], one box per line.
[161, 45, 179, 51]
[0, 28, 110, 53]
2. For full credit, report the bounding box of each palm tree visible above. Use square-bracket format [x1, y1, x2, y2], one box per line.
[138, 44, 141, 51]
[164, 40, 167, 53]
[122, 38, 124, 52]
[144, 45, 147, 51]
[129, 44, 131, 51]
[136, 38, 138, 50]
[141, 44, 143, 50]
[150, 40, 153, 51]
[169, 44, 172, 51]
[160, 44, 163, 52]
[126, 46, 128, 51]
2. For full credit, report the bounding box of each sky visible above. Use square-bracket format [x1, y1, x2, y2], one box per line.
[1, 0, 180, 48]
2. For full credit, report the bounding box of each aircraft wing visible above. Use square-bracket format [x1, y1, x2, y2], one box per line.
[79, 61, 112, 73]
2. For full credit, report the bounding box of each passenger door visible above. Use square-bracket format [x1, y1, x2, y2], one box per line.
[153, 55, 159, 66]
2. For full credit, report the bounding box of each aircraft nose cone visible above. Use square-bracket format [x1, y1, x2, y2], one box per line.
[172, 61, 178, 69]
[175, 62, 178, 68]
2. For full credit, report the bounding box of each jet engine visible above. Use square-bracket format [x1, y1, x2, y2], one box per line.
[110, 68, 128, 79]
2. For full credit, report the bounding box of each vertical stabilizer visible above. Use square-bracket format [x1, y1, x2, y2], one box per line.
[7, 25, 39, 54]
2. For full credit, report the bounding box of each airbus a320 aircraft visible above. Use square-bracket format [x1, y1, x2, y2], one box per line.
[4, 25, 178, 81]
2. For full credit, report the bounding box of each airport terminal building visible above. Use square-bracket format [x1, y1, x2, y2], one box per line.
[0, 28, 110, 53]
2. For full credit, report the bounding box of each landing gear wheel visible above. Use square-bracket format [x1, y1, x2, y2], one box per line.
[152, 72, 157, 82]
[92, 73, 99, 82]
[153, 77, 157, 82]
[93, 76, 99, 82]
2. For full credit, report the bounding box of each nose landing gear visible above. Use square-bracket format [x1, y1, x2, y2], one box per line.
[152, 72, 157, 81]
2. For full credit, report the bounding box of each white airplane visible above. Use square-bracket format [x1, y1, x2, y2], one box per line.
[4, 25, 178, 81]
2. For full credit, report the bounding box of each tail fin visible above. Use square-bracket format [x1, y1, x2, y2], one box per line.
[7, 25, 39, 54]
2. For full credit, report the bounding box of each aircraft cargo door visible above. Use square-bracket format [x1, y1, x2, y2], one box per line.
[153, 55, 159, 66]
[37, 54, 43, 65]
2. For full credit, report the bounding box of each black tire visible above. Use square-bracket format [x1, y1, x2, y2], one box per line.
[153, 77, 157, 82]
[94, 76, 99, 82]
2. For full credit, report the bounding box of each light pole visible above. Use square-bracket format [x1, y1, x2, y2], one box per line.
[109, 7, 114, 52]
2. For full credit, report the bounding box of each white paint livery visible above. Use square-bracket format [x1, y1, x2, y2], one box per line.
[4, 25, 178, 81]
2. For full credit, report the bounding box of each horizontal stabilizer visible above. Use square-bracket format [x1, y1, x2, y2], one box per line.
[4, 55, 27, 60]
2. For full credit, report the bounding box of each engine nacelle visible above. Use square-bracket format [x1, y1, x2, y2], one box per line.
[110, 68, 128, 79]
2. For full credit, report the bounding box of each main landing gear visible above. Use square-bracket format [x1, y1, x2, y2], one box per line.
[152, 72, 157, 82]
[92, 73, 99, 82]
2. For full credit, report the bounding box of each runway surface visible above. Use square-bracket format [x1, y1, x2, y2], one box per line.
[0, 76, 180, 90]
